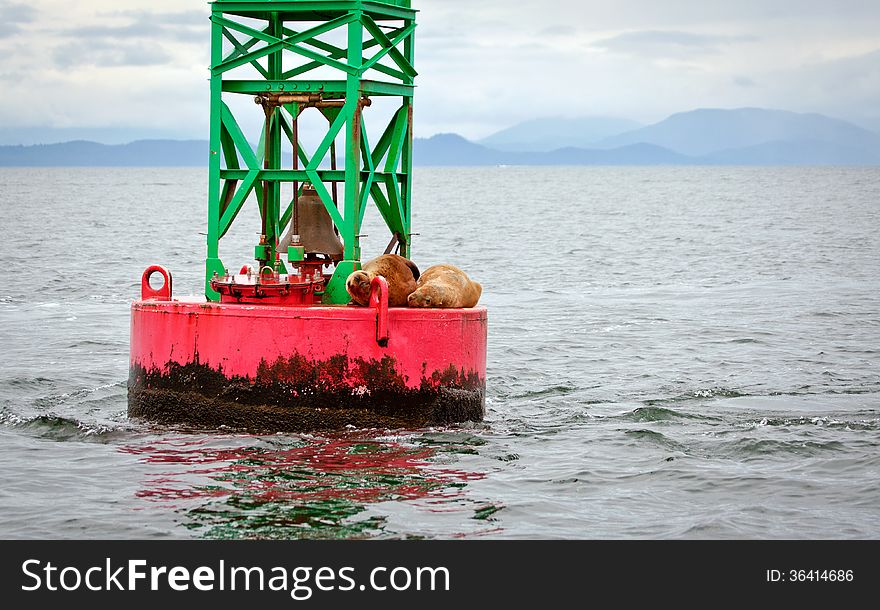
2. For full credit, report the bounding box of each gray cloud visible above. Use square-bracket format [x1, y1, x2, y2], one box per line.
[0, 23, 20, 38]
[0, 70, 23, 81]
[105, 10, 209, 26]
[63, 22, 202, 43]
[52, 9, 208, 47]
[0, 0, 36, 23]
[423, 0, 880, 30]
[733, 76, 757, 88]
[53, 40, 173, 68]
[592, 30, 757, 57]
[0, 0, 37, 37]
[62, 23, 206, 45]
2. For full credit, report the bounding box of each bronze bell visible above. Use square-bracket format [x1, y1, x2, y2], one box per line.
[279, 184, 344, 261]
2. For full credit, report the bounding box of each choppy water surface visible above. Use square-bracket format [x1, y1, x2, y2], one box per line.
[0, 166, 878, 539]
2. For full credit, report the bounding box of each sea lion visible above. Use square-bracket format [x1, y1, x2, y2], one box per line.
[407, 264, 482, 308]
[345, 254, 420, 307]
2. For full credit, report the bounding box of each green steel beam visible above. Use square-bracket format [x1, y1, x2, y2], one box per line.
[370, 182, 404, 235]
[220, 103, 259, 168]
[221, 25, 271, 63]
[214, 2, 416, 21]
[383, 105, 408, 174]
[211, 13, 357, 76]
[220, 169, 345, 180]
[219, 169, 406, 182]
[222, 79, 413, 97]
[219, 170, 260, 237]
[343, 13, 364, 256]
[383, 105, 408, 239]
[266, 12, 283, 262]
[401, 101, 413, 227]
[400, 18, 414, 253]
[221, 27, 270, 78]
[361, 15, 417, 78]
[361, 79, 414, 96]
[279, 24, 410, 82]
[206, 16, 225, 300]
[219, 169, 406, 181]
[358, 119, 374, 231]
[218, 125, 240, 217]
[362, 31, 415, 76]
[211, 15, 343, 74]
[304, 105, 348, 233]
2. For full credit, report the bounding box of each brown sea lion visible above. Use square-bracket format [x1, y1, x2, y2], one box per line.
[346, 254, 420, 307]
[407, 264, 482, 308]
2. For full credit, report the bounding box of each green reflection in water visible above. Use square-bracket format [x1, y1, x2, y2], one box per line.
[129, 433, 485, 540]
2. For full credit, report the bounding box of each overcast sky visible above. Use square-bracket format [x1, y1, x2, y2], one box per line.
[1, 0, 878, 142]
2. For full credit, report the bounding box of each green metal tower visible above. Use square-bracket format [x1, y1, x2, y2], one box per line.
[205, 0, 417, 303]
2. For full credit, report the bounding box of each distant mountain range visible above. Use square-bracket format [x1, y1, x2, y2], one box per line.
[594, 108, 880, 157]
[0, 139, 207, 167]
[2, 109, 879, 166]
[413, 135, 692, 165]
[0, 127, 198, 146]
[422, 108, 880, 165]
[478, 116, 643, 152]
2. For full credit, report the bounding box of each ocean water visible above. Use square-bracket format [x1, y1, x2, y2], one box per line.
[0, 166, 878, 539]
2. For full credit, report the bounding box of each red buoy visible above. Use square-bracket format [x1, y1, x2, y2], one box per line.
[129, 270, 487, 431]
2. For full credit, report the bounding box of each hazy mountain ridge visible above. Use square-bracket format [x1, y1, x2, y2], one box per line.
[478, 116, 644, 152]
[2, 109, 879, 166]
[420, 108, 880, 165]
[703, 138, 880, 165]
[594, 108, 880, 156]
[0, 139, 208, 167]
[413, 135, 691, 166]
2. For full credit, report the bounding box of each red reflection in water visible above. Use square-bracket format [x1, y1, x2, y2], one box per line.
[120, 432, 484, 508]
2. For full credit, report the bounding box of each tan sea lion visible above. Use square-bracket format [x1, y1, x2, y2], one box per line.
[346, 254, 420, 307]
[407, 264, 482, 308]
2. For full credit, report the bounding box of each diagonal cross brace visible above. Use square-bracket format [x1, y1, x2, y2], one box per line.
[361, 21, 417, 76]
[280, 24, 409, 81]
[358, 120, 375, 230]
[211, 13, 357, 76]
[361, 16, 417, 79]
[219, 169, 260, 238]
[220, 102, 259, 168]
[221, 27, 269, 79]
[221, 25, 268, 64]
[303, 105, 350, 231]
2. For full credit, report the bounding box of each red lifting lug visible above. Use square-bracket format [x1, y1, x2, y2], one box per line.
[369, 275, 390, 347]
[141, 265, 173, 301]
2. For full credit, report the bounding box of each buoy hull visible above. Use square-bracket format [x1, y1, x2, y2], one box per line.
[128, 299, 487, 431]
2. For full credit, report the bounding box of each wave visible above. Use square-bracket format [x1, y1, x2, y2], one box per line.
[644, 387, 748, 406]
[642, 386, 880, 409]
[4, 376, 56, 389]
[621, 405, 720, 423]
[623, 428, 684, 450]
[0, 380, 130, 441]
[66, 339, 122, 348]
[741, 415, 880, 431]
[715, 438, 846, 459]
[28, 381, 126, 410]
[0, 411, 130, 442]
[511, 385, 579, 399]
